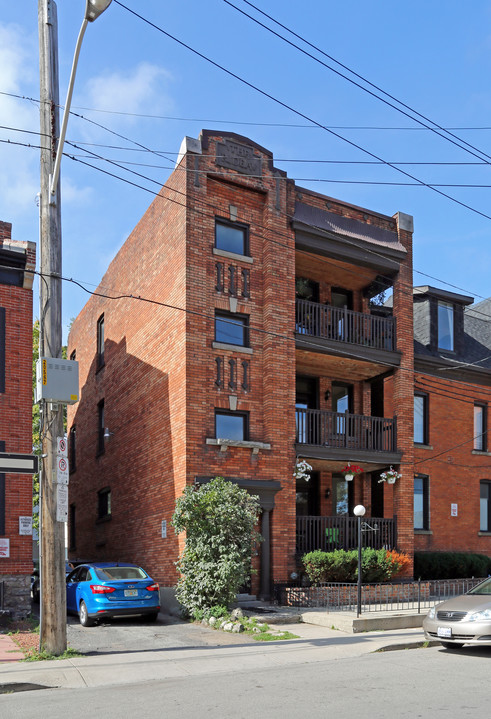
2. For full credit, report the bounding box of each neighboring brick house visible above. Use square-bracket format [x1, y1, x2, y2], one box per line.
[67, 130, 417, 601]
[412, 287, 491, 552]
[0, 220, 36, 618]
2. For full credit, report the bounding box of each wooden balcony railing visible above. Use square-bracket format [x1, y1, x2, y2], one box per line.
[295, 299, 396, 352]
[296, 515, 397, 555]
[295, 408, 397, 452]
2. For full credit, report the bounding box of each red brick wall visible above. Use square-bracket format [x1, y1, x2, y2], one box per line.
[414, 372, 491, 554]
[0, 228, 35, 577]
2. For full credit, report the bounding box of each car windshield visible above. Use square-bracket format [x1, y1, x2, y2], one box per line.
[467, 578, 491, 595]
[94, 566, 147, 581]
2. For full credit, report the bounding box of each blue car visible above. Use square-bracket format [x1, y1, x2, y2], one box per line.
[66, 562, 160, 627]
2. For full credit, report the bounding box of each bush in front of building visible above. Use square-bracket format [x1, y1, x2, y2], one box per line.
[414, 551, 491, 580]
[302, 548, 410, 585]
[172, 476, 262, 618]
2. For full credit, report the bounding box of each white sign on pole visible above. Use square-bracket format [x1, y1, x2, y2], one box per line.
[19, 516, 33, 535]
[161, 520, 167, 539]
[56, 456, 69, 484]
[0, 538, 10, 557]
[57, 436, 68, 457]
[57, 484, 68, 522]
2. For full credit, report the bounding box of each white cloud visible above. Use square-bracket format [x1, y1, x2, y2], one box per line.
[79, 62, 174, 132]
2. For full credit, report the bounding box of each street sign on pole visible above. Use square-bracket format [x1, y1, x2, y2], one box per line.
[57, 437, 67, 457]
[56, 484, 68, 522]
[0, 453, 38, 474]
[55, 456, 69, 484]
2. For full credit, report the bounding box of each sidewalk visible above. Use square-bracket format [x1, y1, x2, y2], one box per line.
[0, 633, 25, 664]
[0, 613, 429, 691]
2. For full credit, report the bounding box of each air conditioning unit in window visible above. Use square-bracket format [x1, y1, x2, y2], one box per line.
[35, 358, 79, 404]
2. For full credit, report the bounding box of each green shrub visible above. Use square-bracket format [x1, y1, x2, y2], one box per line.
[414, 552, 491, 580]
[172, 477, 262, 615]
[302, 548, 409, 584]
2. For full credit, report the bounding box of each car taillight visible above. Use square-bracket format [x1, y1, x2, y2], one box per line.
[90, 584, 116, 594]
[146, 583, 159, 592]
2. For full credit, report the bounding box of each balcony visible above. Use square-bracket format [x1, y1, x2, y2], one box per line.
[295, 300, 400, 367]
[296, 515, 397, 555]
[295, 408, 401, 464]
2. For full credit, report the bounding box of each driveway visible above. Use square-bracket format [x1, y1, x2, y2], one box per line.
[66, 611, 254, 655]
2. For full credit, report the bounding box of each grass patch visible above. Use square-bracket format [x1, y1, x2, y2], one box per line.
[251, 630, 299, 642]
[22, 647, 83, 662]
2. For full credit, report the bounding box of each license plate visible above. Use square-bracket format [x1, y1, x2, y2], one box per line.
[437, 627, 452, 638]
[124, 589, 138, 597]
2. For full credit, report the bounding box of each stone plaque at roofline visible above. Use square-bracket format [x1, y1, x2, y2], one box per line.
[216, 139, 262, 176]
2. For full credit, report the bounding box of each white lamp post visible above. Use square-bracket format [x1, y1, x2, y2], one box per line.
[353, 504, 366, 618]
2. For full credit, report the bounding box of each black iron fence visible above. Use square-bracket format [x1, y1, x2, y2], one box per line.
[295, 299, 396, 351]
[274, 577, 485, 613]
[295, 408, 397, 452]
[296, 515, 397, 555]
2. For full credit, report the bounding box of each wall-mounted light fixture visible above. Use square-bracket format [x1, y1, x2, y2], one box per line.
[324, 389, 330, 401]
[325, 488, 331, 499]
[103, 428, 114, 441]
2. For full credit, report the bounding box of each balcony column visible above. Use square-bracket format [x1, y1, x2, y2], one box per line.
[259, 509, 271, 600]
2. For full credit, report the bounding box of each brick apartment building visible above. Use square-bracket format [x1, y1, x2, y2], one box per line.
[0, 220, 36, 617]
[67, 131, 489, 601]
[412, 287, 491, 552]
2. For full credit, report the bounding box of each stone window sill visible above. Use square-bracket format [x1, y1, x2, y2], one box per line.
[472, 450, 491, 456]
[206, 438, 271, 455]
[96, 515, 112, 525]
[212, 341, 253, 355]
[213, 248, 253, 264]
[414, 529, 433, 535]
[478, 532, 491, 537]
[414, 443, 433, 450]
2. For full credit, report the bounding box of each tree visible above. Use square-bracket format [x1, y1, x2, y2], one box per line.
[172, 477, 262, 616]
[32, 320, 68, 532]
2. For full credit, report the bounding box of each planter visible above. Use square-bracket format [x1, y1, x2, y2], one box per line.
[344, 474, 354, 482]
[387, 477, 396, 484]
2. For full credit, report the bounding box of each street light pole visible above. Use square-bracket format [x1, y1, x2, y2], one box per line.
[38, 0, 112, 654]
[353, 504, 366, 618]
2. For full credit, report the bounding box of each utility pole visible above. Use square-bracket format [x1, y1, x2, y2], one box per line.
[38, 0, 66, 654]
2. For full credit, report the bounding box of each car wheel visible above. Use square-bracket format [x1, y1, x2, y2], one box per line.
[79, 600, 95, 627]
[441, 641, 464, 650]
[147, 612, 159, 622]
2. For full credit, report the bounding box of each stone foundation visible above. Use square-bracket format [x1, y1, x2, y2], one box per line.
[0, 574, 31, 620]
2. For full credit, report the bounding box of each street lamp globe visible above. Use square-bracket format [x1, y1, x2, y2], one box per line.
[353, 504, 366, 517]
[85, 0, 112, 22]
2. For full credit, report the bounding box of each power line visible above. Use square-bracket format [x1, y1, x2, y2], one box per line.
[113, 0, 491, 222]
[227, 0, 491, 165]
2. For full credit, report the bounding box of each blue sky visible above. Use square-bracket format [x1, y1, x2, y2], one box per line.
[1, 0, 491, 340]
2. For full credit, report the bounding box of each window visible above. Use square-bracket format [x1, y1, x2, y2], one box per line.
[97, 488, 111, 520]
[69, 504, 76, 550]
[69, 425, 76, 471]
[97, 314, 105, 368]
[0, 307, 5, 394]
[0, 440, 4, 535]
[414, 393, 429, 444]
[215, 312, 249, 347]
[215, 219, 248, 256]
[474, 404, 487, 452]
[215, 410, 248, 441]
[97, 400, 105, 455]
[438, 301, 454, 351]
[414, 475, 429, 530]
[480, 481, 491, 532]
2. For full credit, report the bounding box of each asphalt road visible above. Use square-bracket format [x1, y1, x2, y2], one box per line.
[2, 642, 490, 718]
